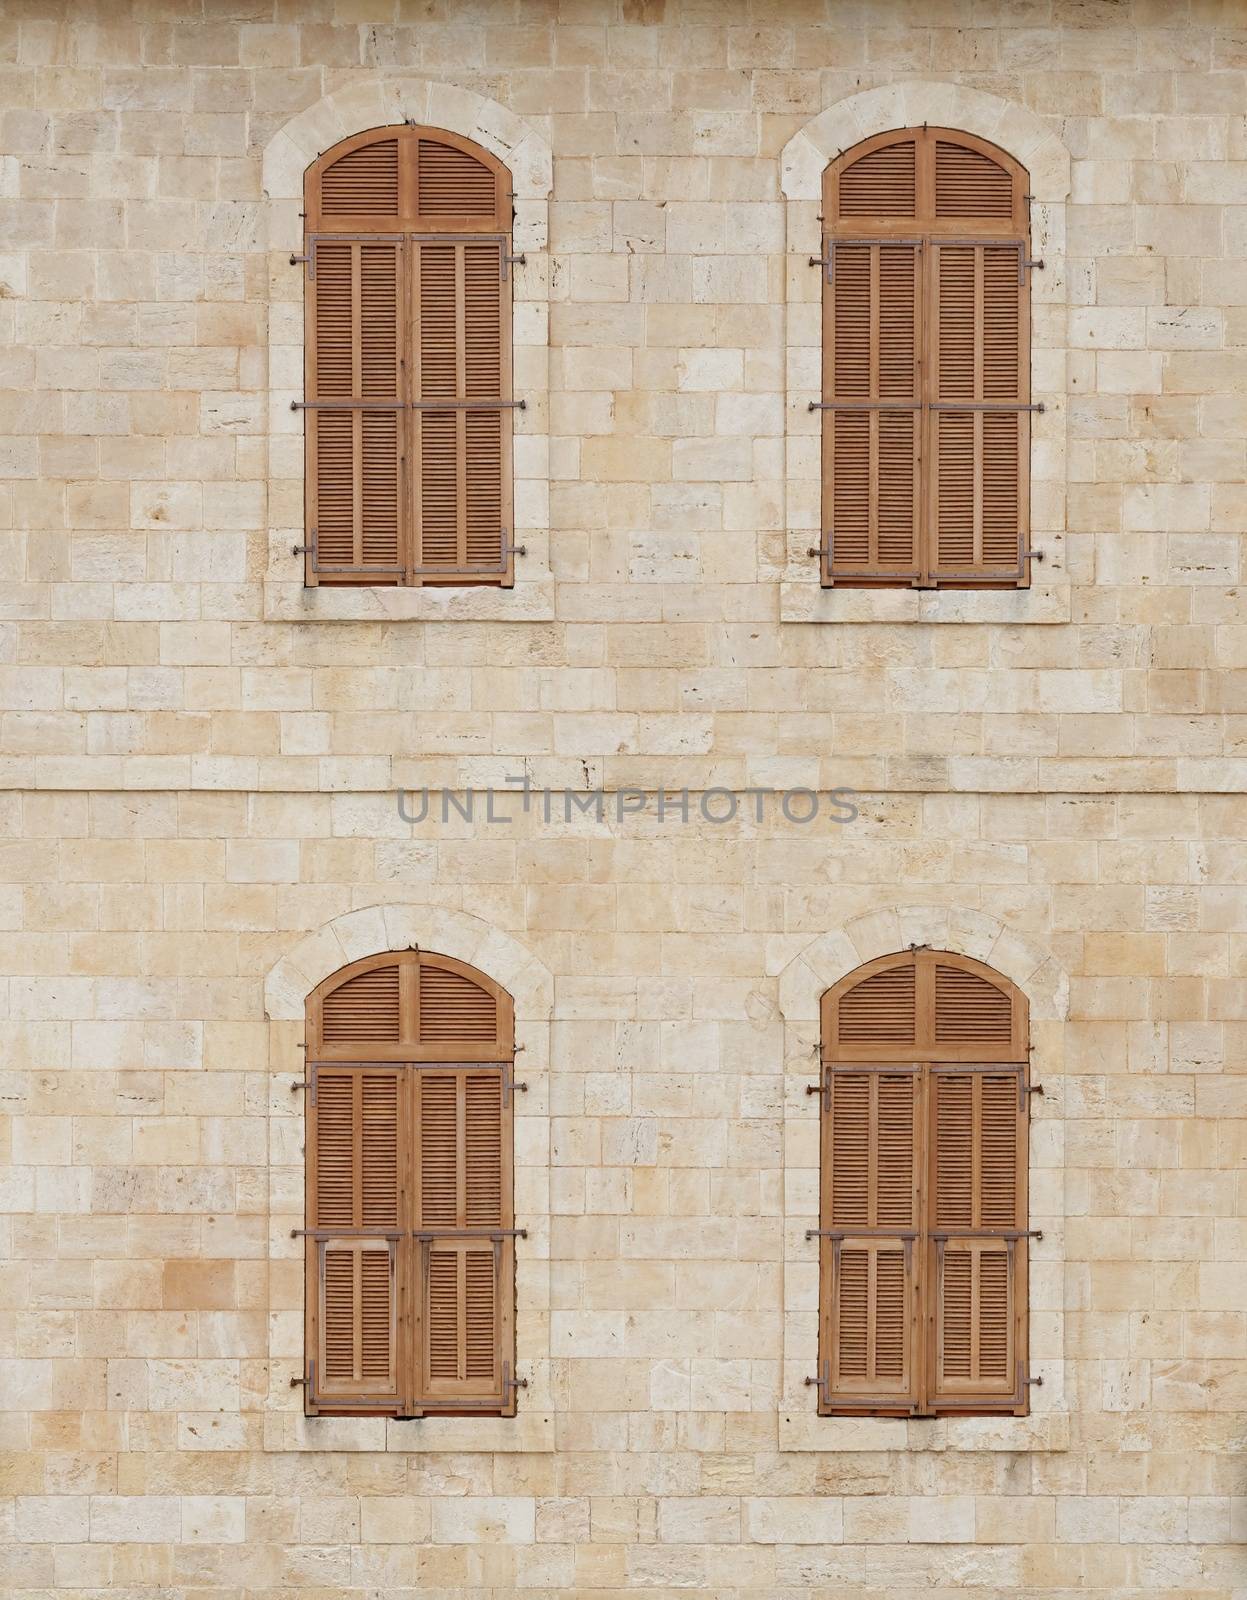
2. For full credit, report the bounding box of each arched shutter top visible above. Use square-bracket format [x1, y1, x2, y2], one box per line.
[823, 949, 1026, 1062]
[307, 125, 511, 234]
[827, 128, 1027, 235]
[310, 949, 513, 1060]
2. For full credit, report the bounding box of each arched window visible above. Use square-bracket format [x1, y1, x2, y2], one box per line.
[817, 127, 1034, 589]
[302, 949, 520, 1418]
[300, 126, 517, 588]
[813, 948, 1032, 1416]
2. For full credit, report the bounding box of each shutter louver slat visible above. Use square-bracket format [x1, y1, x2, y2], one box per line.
[420, 962, 499, 1043]
[934, 139, 1013, 219]
[837, 138, 917, 218]
[321, 139, 400, 216]
[321, 964, 402, 1044]
[836, 964, 917, 1045]
[418, 137, 499, 218]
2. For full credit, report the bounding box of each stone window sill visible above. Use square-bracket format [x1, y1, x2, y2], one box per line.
[780, 1408, 1069, 1453]
[262, 1409, 555, 1453]
[779, 578, 1071, 625]
[263, 578, 556, 623]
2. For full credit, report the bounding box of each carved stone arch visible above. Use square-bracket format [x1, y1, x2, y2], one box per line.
[261, 78, 553, 623]
[264, 903, 554, 1452]
[779, 82, 1071, 625]
[777, 906, 1069, 1451]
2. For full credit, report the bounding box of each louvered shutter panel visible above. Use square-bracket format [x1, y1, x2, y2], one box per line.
[823, 240, 921, 582]
[413, 239, 511, 582]
[928, 240, 1028, 583]
[929, 1069, 1026, 1408]
[307, 1066, 402, 1411]
[306, 237, 404, 584]
[819, 1069, 921, 1411]
[414, 1066, 513, 1411]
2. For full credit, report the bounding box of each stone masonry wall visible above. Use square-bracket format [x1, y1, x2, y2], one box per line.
[1, 2, 1245, 1597]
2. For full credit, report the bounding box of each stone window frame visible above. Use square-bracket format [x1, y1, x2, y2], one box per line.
[265, 904, 554, 1453]
[262, 78, 554, 623]
[780, 82, 1073, 626]
[777, 905, 1070, 1453]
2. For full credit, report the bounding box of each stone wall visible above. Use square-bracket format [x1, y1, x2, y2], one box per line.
[1, 2, 1245, 1596]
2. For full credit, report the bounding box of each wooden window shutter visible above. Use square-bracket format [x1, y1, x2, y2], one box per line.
[306, 1066, 403, 1411]
[302, 126, 515, 589]
[413, 238, 511, 582]
[819, 128, 1032, 590]
[817, 1070, 920, 1411]
[818, 949, 1030, 1417]
[414, 1067, 514, 1412]
[306, 236, 404, 583]
[304, 950, 517, 1418]
[929, 1069, 1027, 1407]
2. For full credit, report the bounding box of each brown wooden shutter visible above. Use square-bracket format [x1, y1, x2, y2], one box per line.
[414, 1066, 514, 1412]
[820, 128, 1031, 590]
[929, 1069, 1026, 1408]
[306, 1066, 403, 1411]
[817, 1069, 920, 1412]
[823, 241, 921, 582]
[306, 237, 404, 584]
[819, 949, 1030, 1416]
[413, 237, 511, 583]
[928, 240, 1028, 583]
[302, 126, 514, 589]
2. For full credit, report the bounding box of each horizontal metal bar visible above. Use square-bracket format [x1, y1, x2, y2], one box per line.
[807, 1228, 918, 1241]
[930, 1229, 1041, 1241]
[306, 1059, 514, 1069]
[294, 399, 524, 411]
[294, 1228, 402, 1239]
[413, 1228, 527, 1241]
[809, 400, 921, 411]
[309, 232, 404, 242]
[929, 401, 1044, 412]
[412, 399, 525, 410]
[824, 237, 925, 247]
[293, 399, 405, 410]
